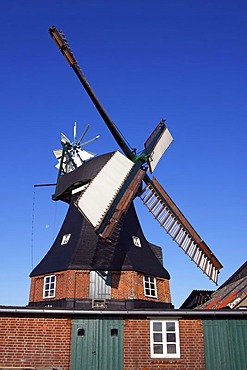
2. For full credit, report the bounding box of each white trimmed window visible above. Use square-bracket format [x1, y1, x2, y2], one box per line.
[132, 236, 142, 247]
[150, 319, 180, 358]
[61, 233, 71, 245]
[43, 275, 56, 298]
[143, 276, 157, 298]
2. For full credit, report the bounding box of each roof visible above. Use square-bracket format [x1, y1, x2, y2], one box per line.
[219, 261, 247, 289]
[0, 306, 246, 318]
[198, 261, 247, 309]
[180, 290, 214, 309]
[31, 152, 170, 279]
[180, 261, 247, 310]
[198, 277, 247, 309]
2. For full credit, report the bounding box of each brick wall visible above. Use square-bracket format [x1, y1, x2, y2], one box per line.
[29, 270, 90, 303]
[0, 313, 206, 369]
[0, 316, 71, 369]
[124, 317, 205, 369]
[112, 271, 171, 303]
[29, 270, 171, 304]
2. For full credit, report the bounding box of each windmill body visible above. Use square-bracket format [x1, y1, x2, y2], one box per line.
[29, 153, 172, 309]
[29, 26, 222, 310]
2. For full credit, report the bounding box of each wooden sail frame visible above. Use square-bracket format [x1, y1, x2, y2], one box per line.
[141, 177, 222, 284]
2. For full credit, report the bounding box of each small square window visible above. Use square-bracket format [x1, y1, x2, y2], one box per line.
[150, 320, 180, 358]
[167, 344, 176, 354]
[132, 236, 142, 247]
[61, 233, 71, 245]
[143, 276, 157, 298]
[154, 333, 163, 342]
[43, 275, 56, 298]
[111, 329, 118, 337]
[77, 328, 85, 336]
[166, 321, 175, 331]
[154, 344, 163, 354]
[167, 333, 176, 342]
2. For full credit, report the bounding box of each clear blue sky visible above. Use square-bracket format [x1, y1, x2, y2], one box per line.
[1, 0, 246, 308]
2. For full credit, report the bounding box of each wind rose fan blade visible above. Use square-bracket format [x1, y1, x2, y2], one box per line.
[78, 124, 90, 144]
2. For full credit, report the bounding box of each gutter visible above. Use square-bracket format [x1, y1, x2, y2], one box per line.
[0, 307, 246, 317]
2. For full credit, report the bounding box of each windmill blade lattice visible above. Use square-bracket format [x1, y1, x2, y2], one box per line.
[141, 177, 222, 284]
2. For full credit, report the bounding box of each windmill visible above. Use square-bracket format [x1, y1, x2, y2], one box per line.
[48, 26, 222, 285]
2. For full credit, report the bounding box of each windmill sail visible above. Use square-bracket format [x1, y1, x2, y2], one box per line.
[75, 151, 134, 228]
[49, 26, 134, 160]
[99, 167, 145, 240]
[145, 119, 173, 173]
[141, 177, 222, 284]
[75, 151, 146, 240]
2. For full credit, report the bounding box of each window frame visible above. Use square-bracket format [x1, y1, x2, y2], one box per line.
[143, 275, 157, 298]
[61, 233, 71, 245]
[150, 319, 180, 358]
[43, 275, 56, 299]
[132, 235, 142, 247]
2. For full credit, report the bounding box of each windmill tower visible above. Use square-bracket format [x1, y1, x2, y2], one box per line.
[28, 27, 222, 310]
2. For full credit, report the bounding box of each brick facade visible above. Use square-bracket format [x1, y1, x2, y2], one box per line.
[0, 315, 71, 369]
[111, 271, 171, 303]
[29, 270, 90, 303]
[0, 313, 206, 369]
[124, 317, 205, 369]
[29, 270, 171, 305]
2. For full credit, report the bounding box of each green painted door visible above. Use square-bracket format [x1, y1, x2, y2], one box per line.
[71, 317, 124, 370]
[203, 319, 247, 370]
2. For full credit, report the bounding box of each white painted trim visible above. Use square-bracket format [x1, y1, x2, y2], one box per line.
[150, 319, 180, 358]
[143, 276, 157, 298]
[43, 275, 56, 299]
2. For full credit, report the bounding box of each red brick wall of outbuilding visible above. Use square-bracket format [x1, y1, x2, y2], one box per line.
[0, 316, 71, 369]
[124, 317, 205, 369]
[0, 314, 205, 369]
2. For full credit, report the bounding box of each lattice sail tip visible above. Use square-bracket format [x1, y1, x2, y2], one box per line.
[141, 178, 222, 284]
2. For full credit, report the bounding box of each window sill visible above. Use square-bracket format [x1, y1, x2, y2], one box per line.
[150, 358, 182, 363]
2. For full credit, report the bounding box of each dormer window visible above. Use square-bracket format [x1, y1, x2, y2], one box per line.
[132, 236, 142, 247]
[61, 233, 71, 245]
[43, 275, 56, 298]
[143, 276, 157, 298]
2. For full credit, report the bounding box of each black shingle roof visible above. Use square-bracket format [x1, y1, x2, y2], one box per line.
[30, 201, 170, 279]
[31, 153, 170, 279]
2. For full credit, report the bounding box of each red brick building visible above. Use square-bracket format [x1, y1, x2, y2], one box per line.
[20, 149, 246, 370]
[29, 270, 171, 307]
[0, 307, 246, 369]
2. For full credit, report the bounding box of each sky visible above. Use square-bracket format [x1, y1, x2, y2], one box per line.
[0, 0, 246, 308]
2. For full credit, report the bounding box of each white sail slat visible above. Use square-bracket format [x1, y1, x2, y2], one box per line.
[75, 151, 134, 228]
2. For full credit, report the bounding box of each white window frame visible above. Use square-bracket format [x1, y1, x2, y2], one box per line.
[132, 236, 142, 247]
[150, 319, 180, 358]
[43, 275, 56, 298]
[61, 233, 71, 245]
[143, 276, 157, 298]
